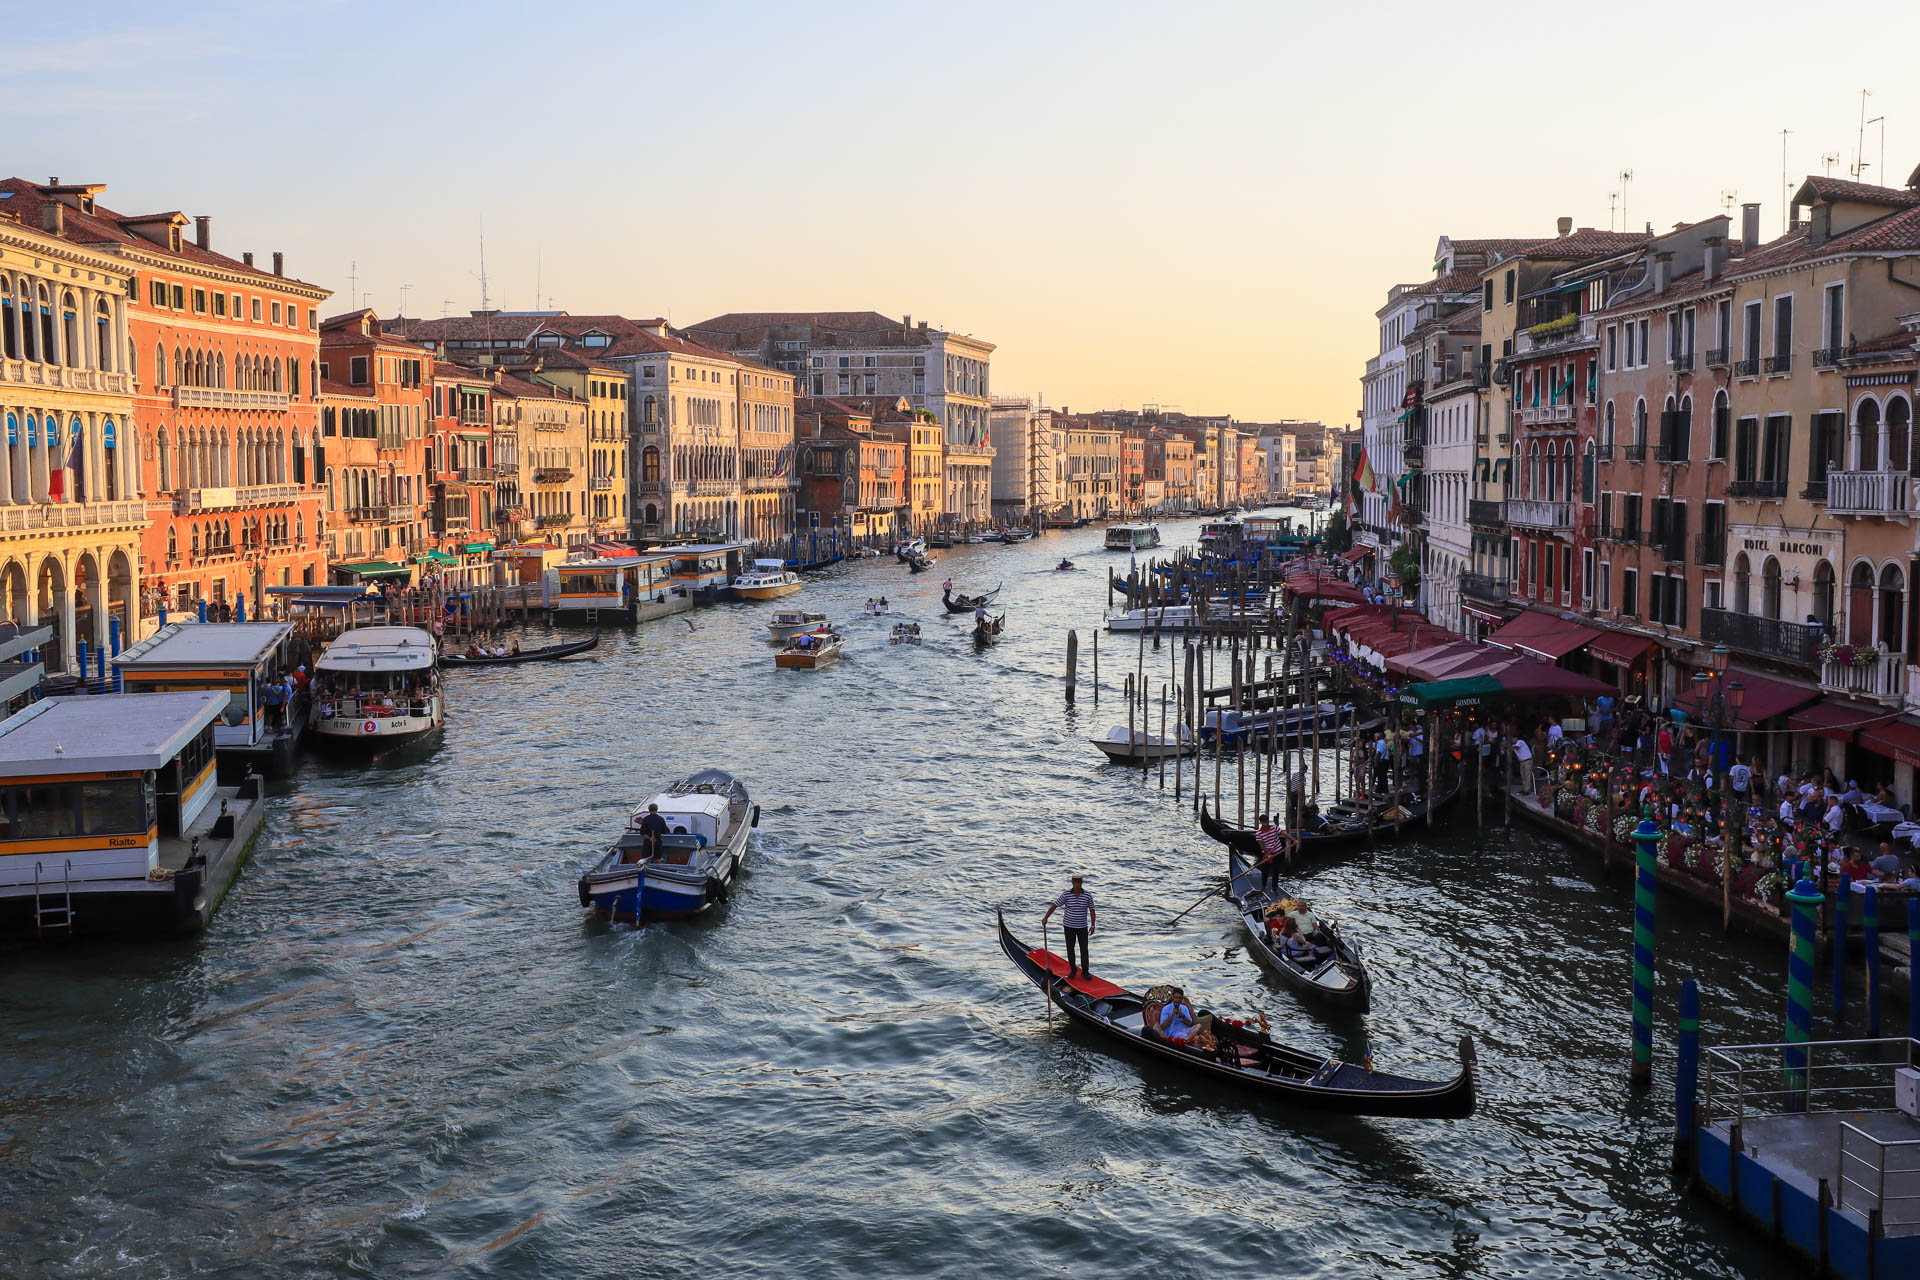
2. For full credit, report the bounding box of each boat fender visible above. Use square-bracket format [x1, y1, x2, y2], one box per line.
[576, 876, 591, 908]
[750, 805, 760, 829]
[705, 876, 729, 905]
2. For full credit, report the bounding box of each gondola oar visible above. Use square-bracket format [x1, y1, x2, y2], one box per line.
[1165, 879, 1228, 928]
[1041, 917, 1054, 1031]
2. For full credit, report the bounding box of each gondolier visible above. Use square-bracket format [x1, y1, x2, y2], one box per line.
[1041, 874, 1096, 979]
[1255, 815, 1285, 893]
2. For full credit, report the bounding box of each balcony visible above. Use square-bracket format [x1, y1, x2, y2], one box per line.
[1802, 479, 1829, 502]
[493, 463, 518, 478]
[1460, 571, 1511, 603]
[1825, 469, 1911, 517]
[1468, 498, 1504, 530]
[347, 504, 390, 523]
[1813, 347, 1842, 369]
[1734, 357, 1760, 378]
[1496, 430, 1511, 446]
[1623, 443, 1646, 462]
[536, 512, 573, 529]
[1821, 645, 1906, 704]
[1673, 351, 1695, 372]
[0, 360, 134, 397]
[1596, 442, 1615, 461]
[457, 467, 496, 484]
[1545, 403, 1574, 424]
[532, 467, 573, 483]
[174, 483, 302, 514]
[1518, 407, 1541, 426]
[1705, 346, 1731, 368]
[1764, 354, 1793, 375]
[1612, 525, 1642, 545]
[1513, 314, 1599, 355]
[1700, 607, 1818, 667]
[1696, 532, 1725, 566]
[588, 475, 612, 491]
[173, 385, 290, 412]
[1504, 498, 1573, 531]
[0, 498, 145, 533]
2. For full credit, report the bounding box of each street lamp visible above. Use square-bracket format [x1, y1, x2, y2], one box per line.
[1709, 643, 1730, 676]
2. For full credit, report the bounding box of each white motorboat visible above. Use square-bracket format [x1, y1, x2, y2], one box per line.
[732, 559, 802, 600]
[310, 625, 444, 752]
[1105, 522, 1162, 551]
[768, 610, 830, 641]
[1090, 724, 1196, 764]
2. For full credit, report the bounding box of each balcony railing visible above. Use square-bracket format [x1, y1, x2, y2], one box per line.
[1813, 347, 1842, 369]
[493, 463, 518, 478]
[1725, 477, 1788, 500]
[0, 360, 135, 396]
[347, 505, 389, 523]
[1504, 498, 1573, 531]
[457, 467, 496, 484]
[1596, 442, 1614, 461]
[1623, 443, 1646, 461]
[1700, 607, 1818, 667]
[1764, 353, 1793, 375]
[1734, 357, 1759, 378]
[1459, 571, 1510, 603]
[1468, 498, 1504, 530]
[1612, 525, 1641, 545]
[1696, 532, 1725, 566]
[1704, 346, 1731, 368]
[588, 475, 613, 491]
[1545, 403, 1574, 423]
[173, 385, 291, 411]
[532, 467, 573, 483]
[1802, 479, 1829, 502]
[1513, 314, 1599, 355]
[1821, 645, 1906, 703]
[1518, 407, 1541, 426]
[1673, 351, 1695, 372]
[536, 512, 573, 529]
[173, 483, 302, 513]
[0, 499, 146, 533]
[1826, 469, 1910, 516]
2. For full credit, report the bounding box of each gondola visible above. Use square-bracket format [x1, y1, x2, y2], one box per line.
[996, 913, 1474, 1119]
[972, 613, 1005, 647]
[438, 633, 600, 668]
[908, 554, 936, 573]
[942, 583, 1001, 613]
[1225, 845, 1372, 1011]
[1199, 780, 1460, 857]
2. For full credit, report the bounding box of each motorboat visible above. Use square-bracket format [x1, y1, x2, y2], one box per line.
[1201, 702, 1357, 747]
[1105, 523, 1162, 552]
[862, 599, 894, 616]
[767, 610, 831, 641]
[1104, 605, 1210, 633]
[775, 627, 844, 669]
[1089, 724, 1196, 764]
[310, 626, 444, 752]
[890, 622, 923, 646]
[732, 559, 802, 601]
[577, 769, 759, 922]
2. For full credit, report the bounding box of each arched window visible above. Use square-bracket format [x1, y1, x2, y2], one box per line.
[1849, 561, 1876, 646]
[1603, 400, 1615, 448]
[1633, 397, 1648, 446]
[158, 428, 170, 491]
[60, 291, 79, 366]
[1733, 552, 1752, 614]
[0, 278, 15, 360]
[1813, 560, 1835, 629]
[642, 445, 660, 483]
[1889, 397, 1912, 475]
[1763, 557, 1783, 621]
[94, 299, 111, 372]
[1855, 398, 1882, 470]
[1581, 441, 1596, 503]
[1881, 562, 1905, 652]
[1676, 394, 1692, 461]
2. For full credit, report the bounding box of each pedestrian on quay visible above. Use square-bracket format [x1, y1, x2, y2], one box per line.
[1042, 874, 1097, 980]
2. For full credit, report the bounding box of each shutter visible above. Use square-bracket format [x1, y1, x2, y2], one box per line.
[1672, 503, 1687, 559]
[1674, 577, 1687, 629]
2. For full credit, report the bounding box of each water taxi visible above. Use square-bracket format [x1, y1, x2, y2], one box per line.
[732, 559, 802, 601]
[309, 626, 444, 752]
[1105, 522, 1161, 552]
[775, 626, 843, 669]
[577, 769, 758, 922]
[1105, 605, 1209, 633]
[768, 610, 830, 641]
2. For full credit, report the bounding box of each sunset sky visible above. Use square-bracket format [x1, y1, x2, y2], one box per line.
[15, 1, 1920, 426]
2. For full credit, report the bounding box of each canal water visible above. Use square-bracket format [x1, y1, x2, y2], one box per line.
[3, 513, 1812, 1278]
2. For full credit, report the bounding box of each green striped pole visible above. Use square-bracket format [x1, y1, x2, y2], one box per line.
[1784, 876, 1823, 1108]
[1631, 818, 1659, 1088]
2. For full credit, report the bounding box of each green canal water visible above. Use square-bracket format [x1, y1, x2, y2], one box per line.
[1, 513, 1815, 1277]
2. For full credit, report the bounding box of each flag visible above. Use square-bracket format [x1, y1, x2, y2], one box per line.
[1354, 443, 1375, 495]
[64, 423, 83, 503]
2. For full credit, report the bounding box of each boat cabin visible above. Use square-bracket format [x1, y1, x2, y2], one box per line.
[313, 626, 438, 713]
[113, 623, 297, 754]
[0, 622, 51, 715]
[629, 792, 729, 862]
[663, 543, 747, 592]
[0, 691, 225, 898]
[551, 554, 675, 621]
[1105, 523, 1162, 551]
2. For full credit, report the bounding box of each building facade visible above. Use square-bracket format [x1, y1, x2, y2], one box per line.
[319, 310, 433, 581]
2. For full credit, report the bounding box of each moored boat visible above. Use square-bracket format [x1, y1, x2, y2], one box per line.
[577, 769, 758, 922]
[996, 913, 1473, 1118]
[775, 627, 844, 669]
[1089, 724, 1195, 764]
[1198, 782, 1460, 858]
[309, 626, 444, 752]
[1200, 701, 1357, 747]
[1225, 846, 1372, 1011]
[767, 610, 831, 641]
[732, 559, 803, 600]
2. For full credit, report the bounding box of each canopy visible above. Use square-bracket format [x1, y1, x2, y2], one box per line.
[415, 551, 457, 565]
[1786, 699, 1893, 744]
[1400, 673, 1505, 710]
[334, 560, 411, 580]
[1285, 576, 1367, 605]
[1339, 546, 1371, 564]
[1860, 716, 1920, 768]
[1588, 629, 1654, 668]
[1672, 668, 1818, 730]
[462, 542, 496, 555]
[1386, 641, 1488, 680]
[1484, 611, 1603, 662]
[1400, 653, 1613, 709]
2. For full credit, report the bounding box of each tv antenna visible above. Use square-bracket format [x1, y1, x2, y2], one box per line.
[471, 219, 491, 311]
[1720, 189, 1739, 217]
[1853, 89, 1873, 179]
[1821, 152, 1841, 177]
[1868, 114, 1887, 188]
[347, 260, 358, 310]
[441, 298, 453, 318]
[1779, 129, 1795, 233]
[1617, 170, 1633, 229]
[1608, 193, 1618, 231]
[397, 283, 412, 318]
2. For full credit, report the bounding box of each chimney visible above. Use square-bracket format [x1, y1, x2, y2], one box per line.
[1702, 235, 1724, 282]
[41, 203, 62, 236]
[1556, 216, 1573, 237]
[1741, 203, 1761, 253]
[1652, 251, 1672, 294]
[194, 216, 210, 250]
[243, 251, 254, 267]
[48, 176, 59, 185]
[272, 251, 284, 277]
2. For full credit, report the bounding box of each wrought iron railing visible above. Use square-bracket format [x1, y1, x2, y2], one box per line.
[1700, 607, 1818, 665]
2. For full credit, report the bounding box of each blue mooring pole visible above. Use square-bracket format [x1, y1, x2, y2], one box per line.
[1674, 978, 1700, 1175]
[1833, 873, 1851, 1025]
[1864, 885, 1880, 1038]
[1784, 877, 1823, 1109]
[1631, 818, 1659, 1088]
[76, 638, 88, 684]
[1910, 898, 1920, 1043]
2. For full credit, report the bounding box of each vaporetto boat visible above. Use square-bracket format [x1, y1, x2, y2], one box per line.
[577, 769, 758, 922]
[309, 625, 444, 752]
[1105, 522, 1161, 551]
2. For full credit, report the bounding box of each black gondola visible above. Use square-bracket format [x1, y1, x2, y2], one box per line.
[1199, 780, 1459, 858]
[438, 633, 601, 668]
[908, 554, 936, 573]
[942, 583, 1001, 613]
[972, 613, 1005, 646]
[1225, 845, 1371, 1011]
[996, 912, 1473, 1119]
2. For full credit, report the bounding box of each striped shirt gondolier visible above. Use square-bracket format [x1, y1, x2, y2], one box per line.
[1051, 888, 1094, 930]
[1256, 826, 1286, 859]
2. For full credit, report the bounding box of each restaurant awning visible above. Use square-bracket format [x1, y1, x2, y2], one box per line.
[1786, 699, 1895, 743]
[1400, 674, 1505, 709]
[1673, 668, 1819, 730]
[1460, 603, 1510, 625]
[1860, 716, 1920, 767]
[1340, 546, 1371, 564]
[1387, 642, 1492, 681]
[1286, 577, 1368, 605]
[1588, 629, 1655, 668]
[1399, 654, 1614, 709]
[334, 560, 411, 580]
[1484, 611, 1603, 662]
[462, 542, 496, 555]
[415, 551, 457, 565]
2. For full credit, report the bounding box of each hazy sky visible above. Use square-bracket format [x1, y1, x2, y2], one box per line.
[15, 1, 1920, 425]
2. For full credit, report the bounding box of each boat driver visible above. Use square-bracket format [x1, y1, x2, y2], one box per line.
[637, 803, 668, 862]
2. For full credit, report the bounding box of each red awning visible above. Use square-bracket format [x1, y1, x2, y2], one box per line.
[1859, 716, 1920, 768]
[1588, 629, 1654, 668]
[1484, 612, 1603, 662]
[1480, 653, 1618, 699]
[1286, 577, 1368, 605]
[1339, 546, 1371, 564]
[1386, 641, 1484, 680]
[1460, 603, 1510, 625]
[1787, 700, 1896, 743]
[1675, 668, 1819, 730]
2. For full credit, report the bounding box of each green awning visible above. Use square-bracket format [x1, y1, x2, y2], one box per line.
[1399, 674, 1504, 710]
[414, 551, 457, 564]
[336, 560, 411, 580]
[462, 542, 495, 555]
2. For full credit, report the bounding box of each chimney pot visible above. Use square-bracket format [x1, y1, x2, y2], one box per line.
[1741, 203, 1761, 253]
[1556, 216, 1573, 236]
[243, 251, 254, 267]
[48, 176, 59, 185]
[272, 251, 284, 277]
[194, 215, 210, 250]
[41, 204, 63, 235]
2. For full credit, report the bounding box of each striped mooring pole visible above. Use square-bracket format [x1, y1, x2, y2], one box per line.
[1631, 819, 1659, 1088]
[1832, 873, 1852, 1023]
[1784, 876, 1824, 1109]
[1673, 977, 1701, 1174]
[1911, 898, 1920, 1043]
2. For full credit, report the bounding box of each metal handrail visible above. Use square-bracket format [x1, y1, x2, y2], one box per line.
[1838, 1121, 1920, 1223]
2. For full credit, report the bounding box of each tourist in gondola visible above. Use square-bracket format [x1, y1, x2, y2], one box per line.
[1041, 874, 1096, 979]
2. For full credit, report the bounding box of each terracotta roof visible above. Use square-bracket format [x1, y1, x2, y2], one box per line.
[1519, 229, 1653, 261]
[684, 311, 946, 352]
[1449, 238, 1551, 259]
[1408, 267, 1483, 297]
[0, 177, 328, 292]
[489, 370, 578, 401]
[319, 377, 373, 398]
[1794, 176, 1920, 209]
[1729, 207, 1920, 277]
